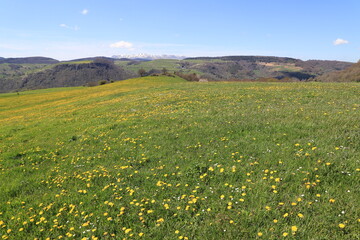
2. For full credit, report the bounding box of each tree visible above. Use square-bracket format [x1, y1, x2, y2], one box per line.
[138, 68, 146, 77]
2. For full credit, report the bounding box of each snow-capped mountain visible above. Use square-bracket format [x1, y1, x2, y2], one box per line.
[112, 53, 186, 60]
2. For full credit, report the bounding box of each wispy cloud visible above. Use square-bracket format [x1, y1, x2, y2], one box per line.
[333, 38, 349, 45]
[59, 24, 79, 31]
[109, 41, 135, 50]
[81, 9, 89, 15]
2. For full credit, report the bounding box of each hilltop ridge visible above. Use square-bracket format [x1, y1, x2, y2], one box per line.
[112, 53, 186, 60]
[0, 56, 59, 64]
[0, 55, 355, 93]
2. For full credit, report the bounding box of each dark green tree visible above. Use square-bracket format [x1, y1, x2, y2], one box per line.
[138, 68, 146, 77]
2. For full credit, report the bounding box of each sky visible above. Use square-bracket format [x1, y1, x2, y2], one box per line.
[0, 0, 359, 62]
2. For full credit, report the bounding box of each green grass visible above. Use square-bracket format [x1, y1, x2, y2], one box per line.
[0, 77, 359, 239]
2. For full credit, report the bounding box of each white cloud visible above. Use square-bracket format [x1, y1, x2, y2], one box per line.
[333, 38, 349, 45]
[59, 24, 79, 31]
[81, 9, 88, 15]
[109, 41, 134, 50]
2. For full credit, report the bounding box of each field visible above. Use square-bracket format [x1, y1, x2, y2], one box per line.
[0, 76, 359, 239]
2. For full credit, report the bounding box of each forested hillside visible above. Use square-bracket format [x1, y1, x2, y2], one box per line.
[314, 61, 360, 82]
[0, 56, 355, 93]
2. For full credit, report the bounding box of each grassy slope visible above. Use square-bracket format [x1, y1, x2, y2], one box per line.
[0, 76, 359, 239]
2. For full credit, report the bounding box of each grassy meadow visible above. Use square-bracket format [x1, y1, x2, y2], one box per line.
[0, 76, 359, 239]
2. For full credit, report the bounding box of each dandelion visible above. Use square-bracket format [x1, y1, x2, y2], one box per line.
[156, 218, 164, 223]
[291, 226, 298, 232]
[338, 223, 345, 229]
[283, 232, 289, 237]
[258, 232, 263, 237]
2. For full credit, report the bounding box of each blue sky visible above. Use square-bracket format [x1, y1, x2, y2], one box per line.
[0, 0, 359, 61]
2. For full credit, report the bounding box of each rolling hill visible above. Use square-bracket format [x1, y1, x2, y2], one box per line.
[20, 59, 136, 90]
[115, 56, 353, 81]
[314, 60, 360, 82]
[0, 57, 59, 64]
[0, 55, 354, 93]
[0, 58, 135, 93]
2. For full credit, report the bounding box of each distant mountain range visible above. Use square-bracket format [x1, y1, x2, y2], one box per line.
[112, 53, 186, 60]
[0, 57, 58, 64]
